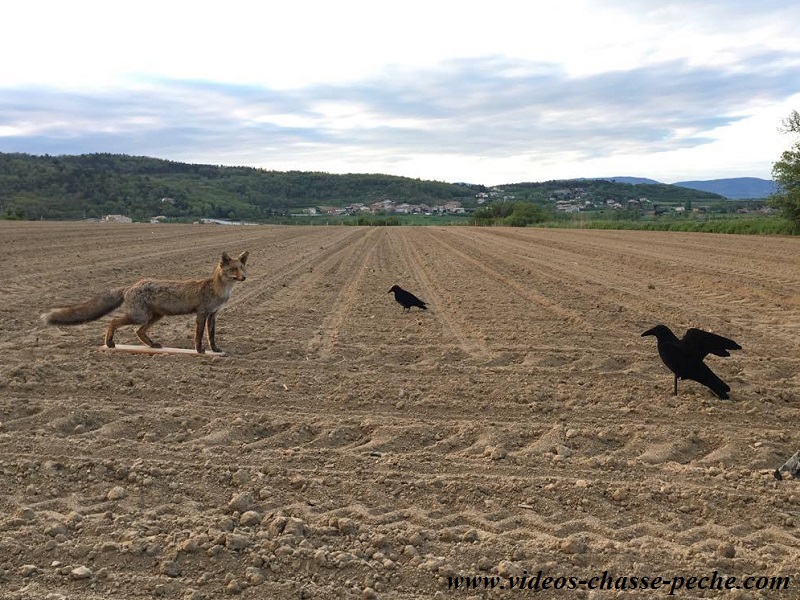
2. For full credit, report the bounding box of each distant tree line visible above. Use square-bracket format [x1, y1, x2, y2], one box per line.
[0, 153, 484, 221]
[770, 110, 800, 232]
[501, 179, 724, 204]
[471, 202, 547, 226]
[5, 151, 779, 227]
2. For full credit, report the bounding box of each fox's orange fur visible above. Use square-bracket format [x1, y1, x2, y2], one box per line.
[42, 251, 248, 353]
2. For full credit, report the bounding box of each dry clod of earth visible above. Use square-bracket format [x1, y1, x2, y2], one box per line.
[1, 222, 799, 598]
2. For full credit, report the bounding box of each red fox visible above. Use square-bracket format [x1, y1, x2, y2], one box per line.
[42, 251, 248, 353]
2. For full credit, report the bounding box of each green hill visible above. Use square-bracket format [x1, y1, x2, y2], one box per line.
[0, 152, 730, 222]
[498, 179, 725, 204]
[673, 177, 778, 199]
[0, 153, 484, 221]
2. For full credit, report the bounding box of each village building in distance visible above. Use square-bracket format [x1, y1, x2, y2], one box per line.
[297, 199, 466, 217]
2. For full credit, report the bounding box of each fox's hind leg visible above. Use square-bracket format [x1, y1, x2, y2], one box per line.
[136, 314, 164, 348]
[105, 313, 141, 348]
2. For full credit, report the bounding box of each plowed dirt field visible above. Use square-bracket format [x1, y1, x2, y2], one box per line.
[1, 222, 798, 599]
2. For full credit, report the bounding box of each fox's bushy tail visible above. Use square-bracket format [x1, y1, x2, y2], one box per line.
[42, 287, 126, 325]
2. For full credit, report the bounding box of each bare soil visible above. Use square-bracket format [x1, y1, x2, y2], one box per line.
[1, 222, 799, 599]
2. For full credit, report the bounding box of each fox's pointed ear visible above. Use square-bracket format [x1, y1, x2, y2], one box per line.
[220, 252, 231, 265]
[237, 251, 249, 265]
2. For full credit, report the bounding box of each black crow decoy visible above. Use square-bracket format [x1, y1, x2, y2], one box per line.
[774, 450, 800, 481]
[641, 324, 741, 399]
[388, 285, 428, 312]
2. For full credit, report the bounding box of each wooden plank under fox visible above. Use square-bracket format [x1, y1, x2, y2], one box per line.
[98, 344, 228, 357]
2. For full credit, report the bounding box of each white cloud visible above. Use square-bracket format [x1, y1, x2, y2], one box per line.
[1, 1, 799, 184]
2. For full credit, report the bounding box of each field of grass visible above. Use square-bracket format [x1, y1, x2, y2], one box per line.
[541, 215, 796, 235]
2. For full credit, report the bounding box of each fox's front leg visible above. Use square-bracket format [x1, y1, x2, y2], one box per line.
[206, 312, 222, 353]
[195, 313, 208, 353]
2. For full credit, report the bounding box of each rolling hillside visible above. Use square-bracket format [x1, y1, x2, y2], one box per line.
[673, 177, 778, 199]
[0, 152, 775, 221]
[0, 152, 483, 221]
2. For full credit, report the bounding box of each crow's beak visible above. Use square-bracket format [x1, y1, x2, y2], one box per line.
[641, 328, 655, 337]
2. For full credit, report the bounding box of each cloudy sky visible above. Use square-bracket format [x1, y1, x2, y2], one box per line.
[2, 1, 799, 185]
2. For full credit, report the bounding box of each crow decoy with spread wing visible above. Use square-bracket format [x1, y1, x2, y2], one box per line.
[641, 324, 741, 399]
